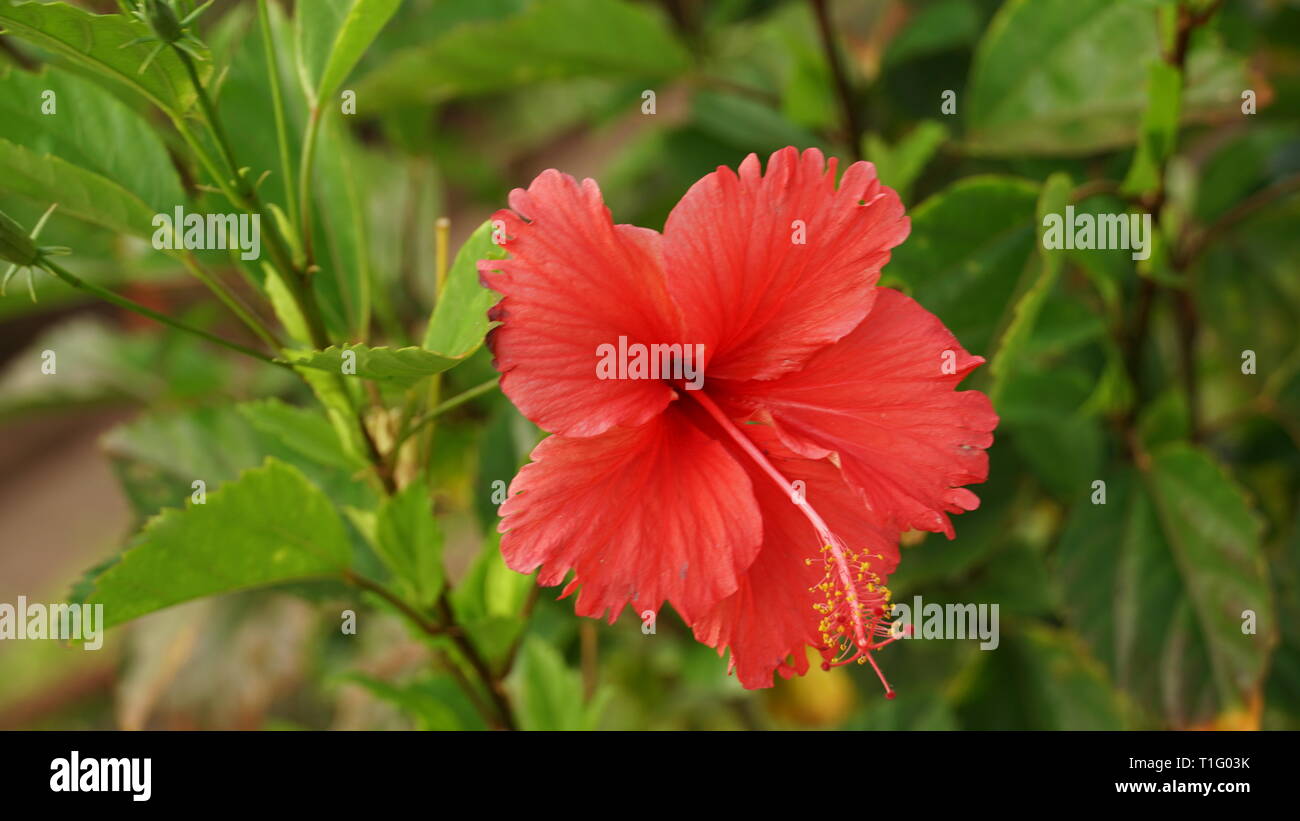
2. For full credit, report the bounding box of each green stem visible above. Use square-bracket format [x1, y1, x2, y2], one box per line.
[175, 46, 243, 194]
[398, 377, 500, 450]
[342, 570, 456, 638]
[418, 218, 453, 475]
[179, 253, 283, 351]
[297, 105, 323, 268]
[40, 258, 288, 369]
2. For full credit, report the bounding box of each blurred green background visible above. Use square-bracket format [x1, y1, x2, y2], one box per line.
[0, 0, 1297, 730]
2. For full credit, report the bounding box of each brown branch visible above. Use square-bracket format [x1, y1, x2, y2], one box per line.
[438, 595, 517, 731]
[809, 0, 864, 159]
[343, 570, 459, 638]
[1172, 287, 1201, 440]
[1121, 0, 1224, 451]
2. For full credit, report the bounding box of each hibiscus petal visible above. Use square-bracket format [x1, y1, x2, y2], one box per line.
[691, 424, 899, 689]
[497, 407, 763, 623]
[662, 146, 909, 382]
[721, 287, 999, 537]
[480, 170, 684, 437]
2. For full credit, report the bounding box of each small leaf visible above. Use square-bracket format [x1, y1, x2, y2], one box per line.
[422, 219, 506, 358]
[863, 120, 948, 204]
[285, 343, 467, 387]
[1121, 60, 1183, 196]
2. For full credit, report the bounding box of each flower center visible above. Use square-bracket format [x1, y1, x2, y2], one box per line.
[685, 390, 902, 698]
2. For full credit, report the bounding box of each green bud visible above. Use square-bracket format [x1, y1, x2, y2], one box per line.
[0, 210, 39, 267]
[143, 0, 184, 44]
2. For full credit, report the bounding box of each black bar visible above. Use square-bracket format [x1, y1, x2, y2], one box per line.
[1, 730, 1285, 808]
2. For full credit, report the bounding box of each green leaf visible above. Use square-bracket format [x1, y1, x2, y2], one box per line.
[422, 219, 505, 358]
[508, 636, 608, 731]
[78, 459, 353, 629]
[966, 0, 1247, 155]
[1058, 444, 1273, 726]
[373, 478, 444, 608]
[0, 67, 184, 213]
[863, 120, 948, 204]
[295, 0, 403, 108]
[0, 137, 158, 238]
[357, 0, 690, 108]
[885, 175, 1039, 355]
[285, 343, 465, 387]
[0, 0, 204, 116]
[1122, 60, 1183, 195]
[989, 172, 1072, 405]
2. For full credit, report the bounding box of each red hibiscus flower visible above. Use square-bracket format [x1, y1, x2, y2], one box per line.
[480, 146, 998, 693]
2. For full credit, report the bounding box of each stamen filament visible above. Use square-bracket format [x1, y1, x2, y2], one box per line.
[685, 389, 897, 698]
